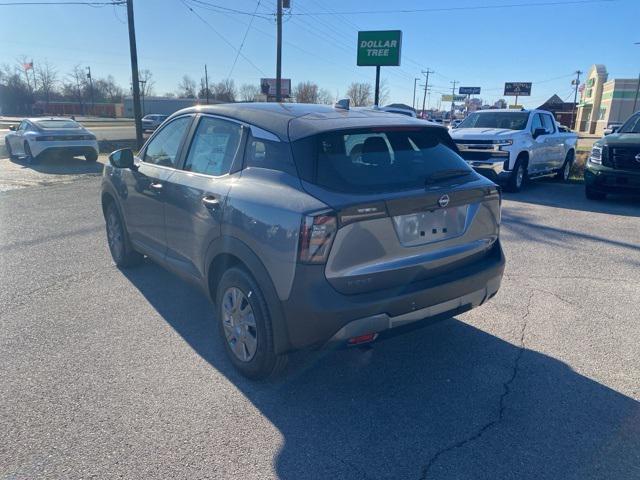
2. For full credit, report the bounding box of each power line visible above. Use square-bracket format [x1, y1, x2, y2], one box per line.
[0, 1, 125, 5]
[227, 0, 262, 80]
[180, 0, 267, 76]
[285, 0, 617, 15]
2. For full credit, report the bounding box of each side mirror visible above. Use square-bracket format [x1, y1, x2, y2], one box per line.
[8, 125, 16, 131]
[109, 148, 135, 169]
[533, 128, 546, 139]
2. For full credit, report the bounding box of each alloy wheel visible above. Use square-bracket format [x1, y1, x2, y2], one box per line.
[222, 287, 258, 362]
[106, 208, 124, 261]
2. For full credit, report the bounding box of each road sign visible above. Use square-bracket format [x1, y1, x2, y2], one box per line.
[504, 82, 532, 96]
[260, 78, 291, 97]
[509, 104, 524, 109]
[459, 87, 481, 95]
[357, 30, 402, 66]
[441, 94, 467, 102]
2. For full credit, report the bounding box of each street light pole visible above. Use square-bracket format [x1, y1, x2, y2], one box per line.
[275, 0, 283, 102]
[570, 70, 582, 130]
[633, 42, 640, 113]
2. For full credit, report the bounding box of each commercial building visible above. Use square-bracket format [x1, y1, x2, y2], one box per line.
[537, 94, 577, 129]
[575, 64, 640, 136]
[123, 96, 204, 117]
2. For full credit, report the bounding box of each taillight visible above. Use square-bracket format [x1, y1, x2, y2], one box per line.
[298, 212, 337, 264]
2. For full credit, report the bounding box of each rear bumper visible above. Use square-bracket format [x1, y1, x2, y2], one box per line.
[585, 163, 640, 193]
[30, 140, 99, 157]
[281, 240, 505, 349]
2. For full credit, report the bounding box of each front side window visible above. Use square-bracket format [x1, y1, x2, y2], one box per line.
[143, 116, 191, 167]
[458, 112, 530, 130]
[541, 114, 556, 134]
[619, 114, 640, 134]
[183, 116, 242, 176]
[530, 114, 544, 133]
[18, 121, 28, 132]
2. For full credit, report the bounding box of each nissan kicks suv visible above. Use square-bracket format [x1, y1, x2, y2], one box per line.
[101, 103, 505, 379]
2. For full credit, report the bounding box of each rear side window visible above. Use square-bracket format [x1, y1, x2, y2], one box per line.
[292, 127, 472, 193]
[183, 116, 242, 176]
[244, 134, 296, 175]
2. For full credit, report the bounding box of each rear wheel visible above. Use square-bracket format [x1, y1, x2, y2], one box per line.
[216, 267, 286, 379]
[24, 141, 37, 164]
[105, 202, 143, 267]
[585, 185, 606, 201]
[85, 151, 98, 162]
[556, 151, 574, 182]
[5, 139, 14, 160]
[505, 156, 527, 192]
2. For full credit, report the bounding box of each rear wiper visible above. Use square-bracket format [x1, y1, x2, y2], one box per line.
[424, 168, 471, 184]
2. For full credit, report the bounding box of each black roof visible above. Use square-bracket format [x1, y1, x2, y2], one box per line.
[169, 102, 435, 141]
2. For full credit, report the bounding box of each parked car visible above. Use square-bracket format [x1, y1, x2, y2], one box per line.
[450, 109, 578, 192]
[101, 103, 505, 379]
[585, 111, 640, 200]
[4, 117, 98, 164]
[378, 106, 417, 117]
[142, 114, 169, 132]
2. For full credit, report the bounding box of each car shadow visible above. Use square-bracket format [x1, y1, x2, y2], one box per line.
[8, 153, 104, 175]
[121, 262, 640, 479]
[504, 180, 639, 218]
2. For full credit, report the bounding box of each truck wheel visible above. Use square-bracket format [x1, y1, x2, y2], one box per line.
[505, 157, 527, 192]
[216, 267, 287, 380]
[556, 151, 574, 182]
[585, 185, 606, 201]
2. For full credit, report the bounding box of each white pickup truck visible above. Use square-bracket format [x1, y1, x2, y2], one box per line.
[449, 109, 578, 191]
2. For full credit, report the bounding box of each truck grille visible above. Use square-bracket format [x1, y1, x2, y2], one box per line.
[611, 147, 640, 171]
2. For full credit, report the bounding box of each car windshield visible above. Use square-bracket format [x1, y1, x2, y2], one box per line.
[618, 114, 640, 134]
[36, 119, 79, 129]
[458, 112, 529, 130]
[293, 127, 472, 194]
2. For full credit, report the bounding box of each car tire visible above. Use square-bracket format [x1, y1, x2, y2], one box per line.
[216, 267, 287, 380]
[556, 151, 574, 182]
[85, 151, 98, 162]
[105, 202, 144, 268]
[24, 141, 38, 165]
[5, 139, 15, 160]
[585, 185, 606, 201]
[505, 156, 527, 192]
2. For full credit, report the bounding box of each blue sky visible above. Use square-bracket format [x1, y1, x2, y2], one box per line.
[1, 0, 639, 108]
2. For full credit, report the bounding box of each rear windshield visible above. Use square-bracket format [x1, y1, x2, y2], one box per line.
[458, 112, 529, 130]
[36, 120, 79, 129]
[292, 127, 472, 194]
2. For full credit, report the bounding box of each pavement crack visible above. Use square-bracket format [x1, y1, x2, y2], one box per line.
[418, 291, 535, 480]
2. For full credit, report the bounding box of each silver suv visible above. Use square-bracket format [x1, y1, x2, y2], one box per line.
[101, 103, 505, 378]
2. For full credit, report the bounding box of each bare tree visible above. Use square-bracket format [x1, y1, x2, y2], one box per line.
[318, 88, 333, 105]
[138, 69, 155, 97]
[178, 75, 197, 98]
[293, 81, 319, 103]
[213, 79, 236, 102]
[346, 82, 372, 107]
[378, 79, 390, 106]
[0, 63, 33, 115]
[98, 75, 124, 103]
[198, 77, 212, 101]
[66, 65, 87, 112]
[35, 60, 57, 107]
[239, 83, 260, 102]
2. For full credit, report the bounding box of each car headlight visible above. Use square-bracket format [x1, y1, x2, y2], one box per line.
[492, 139, 513, 146]
[589, 145, 603, 164]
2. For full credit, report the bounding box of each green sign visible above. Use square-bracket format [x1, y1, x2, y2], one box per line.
[357, 30, 402, 66]
[442, 94, 467, 102]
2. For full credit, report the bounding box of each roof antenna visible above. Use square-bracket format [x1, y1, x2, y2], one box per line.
[334, 98, 350, 110]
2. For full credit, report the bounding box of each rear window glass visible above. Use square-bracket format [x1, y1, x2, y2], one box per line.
[36, 120, 79, 129]
[292, 127, 472, 193]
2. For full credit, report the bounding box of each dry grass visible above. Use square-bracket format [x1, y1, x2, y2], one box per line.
[570, 151, 588, 182]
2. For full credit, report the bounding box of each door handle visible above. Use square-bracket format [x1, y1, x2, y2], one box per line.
[149, 182, 163, 190]
[202, 196, 220, 210]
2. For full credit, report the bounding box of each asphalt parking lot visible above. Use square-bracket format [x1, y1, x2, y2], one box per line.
[1, 155, 639, 479]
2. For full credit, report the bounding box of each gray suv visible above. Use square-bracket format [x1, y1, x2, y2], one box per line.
[101, 103, 505, 378]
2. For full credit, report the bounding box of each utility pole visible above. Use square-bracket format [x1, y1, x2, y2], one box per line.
[421, 69, 433, 118]
[204, 64, 210, 104]
[633, 43, 640, 113]
[570, 70, 582, 130]
[450, 80, 459, 119]
[374, 66, 381, 106]
[126, 0, 143, 148]
[86, 66, 94, 116]
[139, 79, 146, 117]
[275, 0, 283, 102]
[412, 77, 419, 110]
